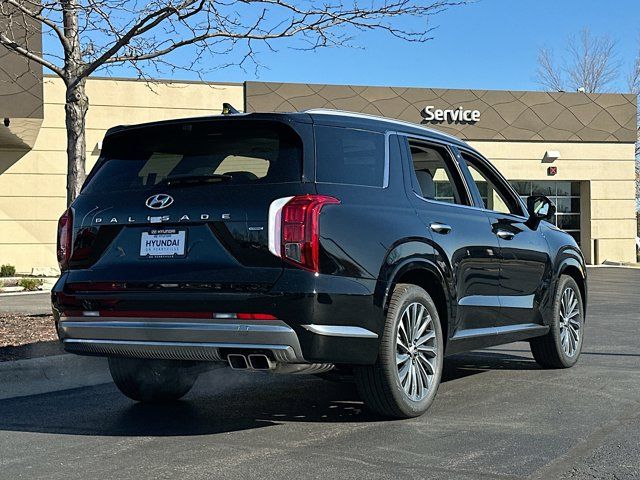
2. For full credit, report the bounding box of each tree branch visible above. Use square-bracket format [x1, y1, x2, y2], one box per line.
[3, 0, 70, 52]
[0, 32, 64, 77]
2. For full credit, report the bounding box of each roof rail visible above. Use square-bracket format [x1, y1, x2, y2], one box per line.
[304, 108, 460, 141]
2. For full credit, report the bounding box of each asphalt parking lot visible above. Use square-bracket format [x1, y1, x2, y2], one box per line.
[0, 291, 52, 315]
[0, 267, 638, 479]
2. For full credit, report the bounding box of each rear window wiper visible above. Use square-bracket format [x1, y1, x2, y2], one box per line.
[162, 173, 233, 186]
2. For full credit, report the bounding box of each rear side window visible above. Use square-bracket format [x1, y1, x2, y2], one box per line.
[83, 120, 303, 194]
[407, 139, 469, 206]
[315, 126, 386, 187]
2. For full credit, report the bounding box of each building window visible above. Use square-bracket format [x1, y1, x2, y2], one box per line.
[509, 181, 581, 244]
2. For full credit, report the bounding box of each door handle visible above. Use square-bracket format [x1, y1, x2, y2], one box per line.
[495, 229, 515, 240]
[430, 222, 452, 234]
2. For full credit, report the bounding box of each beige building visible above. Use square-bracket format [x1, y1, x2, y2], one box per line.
[0, 75, 637, 273]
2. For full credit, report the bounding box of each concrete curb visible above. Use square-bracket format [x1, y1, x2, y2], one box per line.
[0, 290, 51, 297]
[588, 264, 640, 269]
[0, 354, 110, 401]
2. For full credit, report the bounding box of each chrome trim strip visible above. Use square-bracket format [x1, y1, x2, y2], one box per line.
[64, 338, 294, 351]
[459, 295, 501, 308]
[59, 320, 294, 333]
[383, 130, 392, 188]
[302, 324, 378, 338]
[458, 294, 534, 309]
[452, 323, 547, 340]
[500, 294, 535, 309]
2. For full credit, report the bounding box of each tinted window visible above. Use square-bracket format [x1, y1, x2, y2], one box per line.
[83, 121, 303, 194]
[407, 140, 467, 205]
[315, 126, 385, 187]
[461, 152, 523, 215]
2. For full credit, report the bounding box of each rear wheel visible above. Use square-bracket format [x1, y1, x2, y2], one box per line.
[108, 358, 199, 402]
[355, 284, 444, 418]
[530, 275, 584, 368]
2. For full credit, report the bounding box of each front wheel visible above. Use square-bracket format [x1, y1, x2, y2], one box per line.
[108, 358, 200, 402]
[530, 275, 585, 368]
[355, 284, 444, 418]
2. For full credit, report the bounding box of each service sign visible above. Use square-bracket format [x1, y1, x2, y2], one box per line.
[421, 106, 481, 124]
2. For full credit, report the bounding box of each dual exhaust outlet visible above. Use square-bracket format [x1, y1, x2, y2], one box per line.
[227, 353, 275, 371]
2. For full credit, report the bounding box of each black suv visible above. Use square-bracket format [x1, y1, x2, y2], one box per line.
[52, 109, 587, 418]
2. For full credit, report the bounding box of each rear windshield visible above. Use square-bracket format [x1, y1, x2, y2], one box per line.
[83, 120, 303, 193]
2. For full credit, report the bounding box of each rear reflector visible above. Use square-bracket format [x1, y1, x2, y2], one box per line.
[236, 313, 277, 320]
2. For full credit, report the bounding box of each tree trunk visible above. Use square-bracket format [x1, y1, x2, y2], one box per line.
[64, 80, 88, 206]
[61, 0, 87, 206]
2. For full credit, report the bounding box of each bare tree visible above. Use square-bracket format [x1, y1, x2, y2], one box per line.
[536, 27, 619, 93]
[0, 0, 468, 205]
[536, 46, 564, 92]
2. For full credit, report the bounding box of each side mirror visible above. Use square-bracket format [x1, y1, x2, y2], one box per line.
[526, 195, 556, 228]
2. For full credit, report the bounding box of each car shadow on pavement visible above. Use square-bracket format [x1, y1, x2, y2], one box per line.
[0, 350, 540, 437]
[0, 341, 64, 362]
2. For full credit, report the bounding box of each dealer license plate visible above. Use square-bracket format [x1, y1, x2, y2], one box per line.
[140, 229, 186, 258]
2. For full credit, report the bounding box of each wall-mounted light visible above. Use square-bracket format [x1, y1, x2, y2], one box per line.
[543, 150, 561, 163]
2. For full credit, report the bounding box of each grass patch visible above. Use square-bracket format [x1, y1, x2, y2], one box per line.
[17, 278, 44, 291]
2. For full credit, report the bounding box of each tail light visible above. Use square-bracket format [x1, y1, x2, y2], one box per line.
[268, 195, 339, 272]
[57, 208, 73, 270]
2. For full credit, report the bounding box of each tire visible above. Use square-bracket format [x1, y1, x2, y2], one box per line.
[108, 357, 200, 402]
[355, 284, 444, 418]
[530, 275, 585, 369]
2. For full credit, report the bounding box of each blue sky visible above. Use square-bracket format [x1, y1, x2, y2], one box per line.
[240, 0, 640, 92]
[58, 0, 640, 92]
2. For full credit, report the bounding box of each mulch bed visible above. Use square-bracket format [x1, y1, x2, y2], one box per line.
[0, 314, 63, 362]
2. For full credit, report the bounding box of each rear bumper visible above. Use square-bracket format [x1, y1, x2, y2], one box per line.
[58, 318, 305, 362]
[53, 271, 385, 364]
[57, 316, 380, 365]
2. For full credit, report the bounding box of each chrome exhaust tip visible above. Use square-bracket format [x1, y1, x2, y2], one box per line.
[227, 354, 249, 369]
[247, 354, 275, 370]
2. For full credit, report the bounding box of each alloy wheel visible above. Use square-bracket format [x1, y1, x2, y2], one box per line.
[559, 287, 581, 357]
[395, 302, 438, 401]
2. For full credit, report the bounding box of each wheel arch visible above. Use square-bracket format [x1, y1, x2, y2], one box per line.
[380, 257, 452, 346]
[557, 256, 587, 317]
